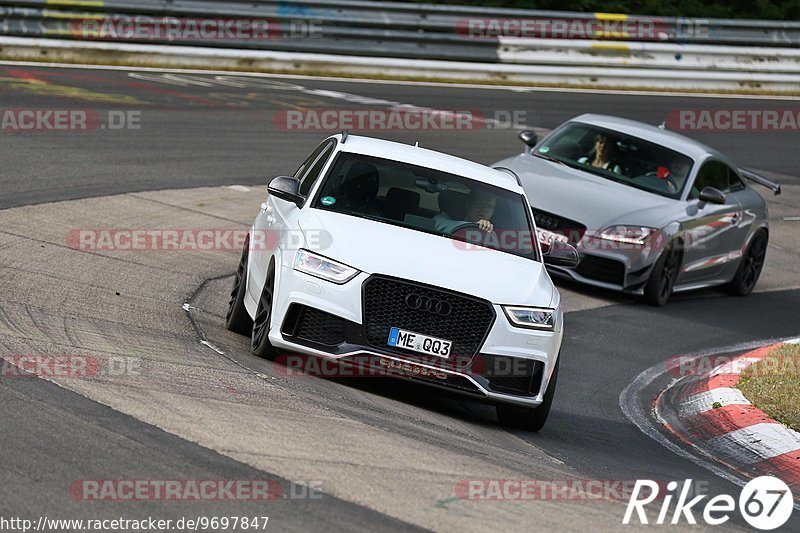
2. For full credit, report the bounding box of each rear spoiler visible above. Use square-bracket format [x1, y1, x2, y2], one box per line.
[740, 168, 781, 195]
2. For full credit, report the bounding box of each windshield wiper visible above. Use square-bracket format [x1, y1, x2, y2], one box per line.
[534, 153, 595, 174]
[570, 163, 630, 184]
[534, 153, 569, 167]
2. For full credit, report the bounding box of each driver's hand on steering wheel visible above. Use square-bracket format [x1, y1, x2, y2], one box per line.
[477, 219, 494, 233]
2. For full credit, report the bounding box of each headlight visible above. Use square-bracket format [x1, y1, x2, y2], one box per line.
[502, 306, 555, 330]
[293, 249, 359, 284]
[597, 226, 659, 246]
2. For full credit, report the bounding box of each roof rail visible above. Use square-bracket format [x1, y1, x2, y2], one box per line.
[493, 166, 522, 186]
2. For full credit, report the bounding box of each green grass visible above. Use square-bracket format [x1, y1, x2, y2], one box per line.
[738, 344, 800, 432]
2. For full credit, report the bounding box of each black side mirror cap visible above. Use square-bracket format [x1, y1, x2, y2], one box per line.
[698, 186, 726, 205]
[268, 176, 304, 208]
[519, 130, 538, 148]
[543, 240, 580, 268]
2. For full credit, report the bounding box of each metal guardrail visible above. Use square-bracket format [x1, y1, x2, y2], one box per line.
[0, 2, 499, 62]
[1, 0, 799, 91]
[2, 0, 800, 55]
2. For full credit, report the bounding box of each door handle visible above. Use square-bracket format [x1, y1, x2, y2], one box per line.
[260, 202, 269, 211]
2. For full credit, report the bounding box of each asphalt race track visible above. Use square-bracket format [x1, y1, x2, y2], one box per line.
[1, 63, 799, 531]
[2, 65, 800, 209]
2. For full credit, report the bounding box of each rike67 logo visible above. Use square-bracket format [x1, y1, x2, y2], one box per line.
[624, 476, 794, 530]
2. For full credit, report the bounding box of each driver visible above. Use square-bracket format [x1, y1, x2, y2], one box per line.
[656, 156, 691, 193]
[578, 134, 623, 174]
[668, 157, 691, 182]
[434, 190, 496, 234]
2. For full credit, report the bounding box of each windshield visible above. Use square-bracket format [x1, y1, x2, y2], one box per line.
[312, 152, 539, 261]
[534, 122, 694, 199]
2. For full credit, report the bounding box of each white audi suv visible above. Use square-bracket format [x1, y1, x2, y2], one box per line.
[226, 133, 577, 431]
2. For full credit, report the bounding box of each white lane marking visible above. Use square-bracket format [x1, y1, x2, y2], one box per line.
[679, 388, 752, 417]
[619, 337, 800, 512]
[126, 73, 524, 129]
[227, 185, 251, 192]
[1, 59, 799, 100]
[707, 422, 800, 464]
[129, 72, 216, 87]
[200, 340, 226, 356]
[783, 216, 800, 221]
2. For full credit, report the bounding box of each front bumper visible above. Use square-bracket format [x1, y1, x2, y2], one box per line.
[546, 238, 663, 294]
[532, 208, 661, 293]
[268, 266, 562, 407]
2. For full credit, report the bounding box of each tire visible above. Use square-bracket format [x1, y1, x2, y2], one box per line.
[726, 230, 767, 296]
[496, 358, 559, 432]
[643, 243, 682, 307]
[251, 263, 277, 359]
[225, 240, 253, 335]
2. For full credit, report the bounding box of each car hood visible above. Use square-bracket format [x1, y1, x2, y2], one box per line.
[298, 209, 553, 307]
[494, 154, 674, 230]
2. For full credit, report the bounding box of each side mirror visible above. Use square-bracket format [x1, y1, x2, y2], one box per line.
[698, 186, 726, 205]
[268, 176, 304, 208]
[519, 130, 538, 149]
[543, 240, 580, 268]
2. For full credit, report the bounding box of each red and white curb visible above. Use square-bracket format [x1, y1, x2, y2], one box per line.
[656, 338, 800, 498]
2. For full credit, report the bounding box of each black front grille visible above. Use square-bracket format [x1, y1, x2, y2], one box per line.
[577, 255, 626, 286]
[531, 208, 586, 245]
[363, 276, 495, 365]
[282, 304, 348, 347]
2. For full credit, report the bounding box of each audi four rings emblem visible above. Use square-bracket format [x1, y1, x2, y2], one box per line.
[405, 293, 452, 316]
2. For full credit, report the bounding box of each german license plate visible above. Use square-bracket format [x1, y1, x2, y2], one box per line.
[537, 228, 569, 246]
[387, 327, 452, 358]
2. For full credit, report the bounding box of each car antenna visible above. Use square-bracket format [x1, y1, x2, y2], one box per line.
[340, 130, 348, 143]
[657, 119, 667, 130]
[414, 141, 419, 147]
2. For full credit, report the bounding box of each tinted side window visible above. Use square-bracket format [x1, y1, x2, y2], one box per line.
[690, 161, 729, 198]
[691, 161, 745, 198]
[727, 167, 745, 192]
[298, 141, 335, 197]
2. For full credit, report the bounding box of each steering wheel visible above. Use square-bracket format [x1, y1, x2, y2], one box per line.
[449, 222, 496, 242]
[644, 170, 679, 193]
